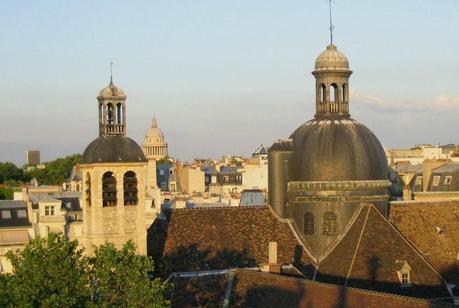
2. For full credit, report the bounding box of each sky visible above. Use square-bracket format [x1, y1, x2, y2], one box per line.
[0, 0, 458, 165]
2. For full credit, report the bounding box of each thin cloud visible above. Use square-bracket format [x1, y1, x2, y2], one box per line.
[350, 90, 459, 112]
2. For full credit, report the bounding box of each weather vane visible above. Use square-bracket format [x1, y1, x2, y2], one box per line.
[110, 60, 114, 83]
[329, 0, 335, 44]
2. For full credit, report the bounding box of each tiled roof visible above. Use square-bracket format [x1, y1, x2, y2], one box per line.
[316, 204, 449, 298]
[390, 201, 459, 292]
[0, 200, 26, 209]
[171, 269, 449, 308]
[149, 207, 315, 277]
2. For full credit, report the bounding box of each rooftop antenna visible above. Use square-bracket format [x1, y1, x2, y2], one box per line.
[110, 60, 114, 84]
[329, 0, 334, 45]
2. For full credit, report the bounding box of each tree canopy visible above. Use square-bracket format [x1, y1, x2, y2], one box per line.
[0, 154, 82, 188]
[3, 233, 170, 307]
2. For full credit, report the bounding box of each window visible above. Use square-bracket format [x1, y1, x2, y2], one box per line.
[85, 173, 91, 206]
[1, 210, 11, 219]
[415, 176, 422, 186]
[17, 210, 27, 218]
[402, 273, 409, 284]
[123, 171, 138, 206]
[303, 212, 314, 235]
[432, 175, 440, 187]
[323, 212, 338, 236]
[159, 169, 164, 176]
[396, 260, 411, 287]
[102, 171, 117, 207]
[320, 84, 326, 102]
[445, 175, 453, 185]
[330, 83, 338, 102]
[45, 206, 55, 216]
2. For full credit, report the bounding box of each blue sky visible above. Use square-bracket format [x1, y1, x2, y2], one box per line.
[0, 0, 458, 165]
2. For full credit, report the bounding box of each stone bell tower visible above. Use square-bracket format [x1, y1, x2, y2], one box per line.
[80, 76, 148, 255]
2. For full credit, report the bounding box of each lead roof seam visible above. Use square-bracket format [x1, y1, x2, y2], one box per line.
[344, 205, 371, 287]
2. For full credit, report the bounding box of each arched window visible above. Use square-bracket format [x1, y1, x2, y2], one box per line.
[102, 172, 117, 207]
[124, 171, 138, 206]
[330, 83, 338, 102]
[116, 103, 122, 124]
[342, 84, 348, 102]
[320, 84, 326, 102]
[85, 172, 91, 206]
[99, 103, 104, 123]
[323, 212, 338, 236]
[303, 212, 314, 235]
[107, 103, 114, 124]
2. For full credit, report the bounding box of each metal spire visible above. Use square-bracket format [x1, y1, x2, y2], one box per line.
[110, 60, 114, 84]
[329, 0, 334, 45]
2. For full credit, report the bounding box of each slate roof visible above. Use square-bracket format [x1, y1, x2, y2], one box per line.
[81, 135, 147, 164]
[316, 204, 449, 298]
[28, 192, 81, 211]
[390, 201, 459, 293]
[171, 269, 449, 308]
[0, 200, 30, 228]
[149, 207, 315, 278]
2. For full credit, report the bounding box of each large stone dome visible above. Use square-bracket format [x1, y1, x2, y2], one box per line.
[290, 118, 388, 181]
[82, 135, 147, 164]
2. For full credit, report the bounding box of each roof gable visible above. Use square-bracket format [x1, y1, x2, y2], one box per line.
[317, 204, 449, 298]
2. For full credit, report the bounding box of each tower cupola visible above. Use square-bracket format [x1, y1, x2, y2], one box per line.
[97, 78, 127, 137]
[312, 44, 352, 119]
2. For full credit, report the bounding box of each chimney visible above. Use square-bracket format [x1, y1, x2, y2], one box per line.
[267, 241, 281, 274]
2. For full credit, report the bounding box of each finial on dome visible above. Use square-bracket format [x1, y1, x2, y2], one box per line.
[152, 116, 158, 128]
[329, 0, 334, 45]
[110, 60, 114, 85]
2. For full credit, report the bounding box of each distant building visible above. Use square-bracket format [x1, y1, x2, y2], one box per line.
[26, 150, 40, 166]
[176, 163, 205, 195]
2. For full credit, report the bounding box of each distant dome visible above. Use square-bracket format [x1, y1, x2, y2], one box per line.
[82, 135, 146, 164]
[314, 44, 350, 72]
[98, 79, 126, 98]
[290, 118, 388, 181]
[145, 118, 164, 141]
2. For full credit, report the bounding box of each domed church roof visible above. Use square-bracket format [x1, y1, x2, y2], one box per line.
[290, 118, 388, 181]
[82, 135, 147, 164]
[314, 44, 350, 72]
[145, 118, 164, 141]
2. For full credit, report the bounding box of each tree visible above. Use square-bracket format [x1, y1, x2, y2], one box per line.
[26, 154, 82, 185]
[5, 233, 90, 307]
[4, 234, 171, 307]
[0, 162, 21, 184]
[89, 241, 170, 307]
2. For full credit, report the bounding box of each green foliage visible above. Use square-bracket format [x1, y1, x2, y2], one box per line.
[89, 241, 171, 307]
[26, 154, 82, 185]
[3, 233, 171, 307]
[156, 156, 173, 166]
[0, 187, 15, 200]
[0, 162, 23, 184]
[5, 233, 90, 307]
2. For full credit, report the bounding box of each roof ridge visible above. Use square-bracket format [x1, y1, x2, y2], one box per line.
[344, 205, 371, 286]
[234, 268, 442, 304]
[318, 204, 366, 262]
[167, 205, 267, 211]
[266, 205, 317, 265]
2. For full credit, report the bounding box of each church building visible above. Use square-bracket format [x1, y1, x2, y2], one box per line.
[79, 77, 148, 255]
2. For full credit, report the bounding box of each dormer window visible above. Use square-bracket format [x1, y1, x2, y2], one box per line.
[396, 260, 411, 288]
[415, 176, 423, 186]
[432, 175, 440, 187]
[445, 175, 452, 185]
